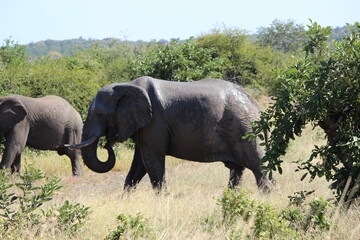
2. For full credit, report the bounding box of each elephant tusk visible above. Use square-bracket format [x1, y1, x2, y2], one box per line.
[64, 137, 98, 149]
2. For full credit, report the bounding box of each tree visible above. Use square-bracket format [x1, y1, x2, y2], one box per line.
[128, 38, 224, 82]
[196, 26, 292, 87]
[196, 26, 255, 85]
[0, 38, 28, 68]
[257, 19, 306, 53]
[251, 21, 360, 204]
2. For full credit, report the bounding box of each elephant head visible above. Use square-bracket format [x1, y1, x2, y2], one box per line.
[68, 83, 152, 173]
[0, 97, 27, 134]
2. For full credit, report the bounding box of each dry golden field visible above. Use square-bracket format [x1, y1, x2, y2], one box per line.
[19, 125, 359, 240]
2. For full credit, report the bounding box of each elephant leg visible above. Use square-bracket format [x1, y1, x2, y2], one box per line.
[0, 127, 28, 172]
[63, 148, 83, 176]
[243, 141, 273, 192]
[224, 162, 245, 189]
[11, 154, 22, 173]
[124, 146, 147, 190]
[250, 167, 273, 192]
[140, 143, 166, 190]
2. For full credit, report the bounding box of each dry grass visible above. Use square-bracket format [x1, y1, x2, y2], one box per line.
[18, 127, 359, 239]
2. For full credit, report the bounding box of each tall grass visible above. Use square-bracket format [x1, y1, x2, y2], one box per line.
[16, 127, 359, 239]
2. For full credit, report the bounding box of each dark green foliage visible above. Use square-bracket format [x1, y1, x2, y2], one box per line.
[250, 21, 360, 203]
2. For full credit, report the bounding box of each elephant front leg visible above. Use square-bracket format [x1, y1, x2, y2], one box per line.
[0, 124, 28, 173]
[1, 136, 26, 173]
[1, 149, 23, 173]
[140, 143, 166, 191]
[124, 146, 147, 190]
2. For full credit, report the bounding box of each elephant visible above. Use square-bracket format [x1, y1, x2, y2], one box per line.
[0, 95, 83, 176]
[67, 76, 272, 191]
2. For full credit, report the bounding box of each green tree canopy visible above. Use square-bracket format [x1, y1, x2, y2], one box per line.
[256, 19, 307, 53]
[128, 38, 224, 82]
[196, 26, 292, 87]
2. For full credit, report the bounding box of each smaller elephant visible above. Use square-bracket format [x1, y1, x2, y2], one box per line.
[0, 94, 83, 176]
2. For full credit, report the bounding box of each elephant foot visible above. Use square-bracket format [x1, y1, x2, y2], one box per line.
[258, 177, 274, 193]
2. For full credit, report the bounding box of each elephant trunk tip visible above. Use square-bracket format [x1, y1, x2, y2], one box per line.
[81, 140, 116, 173]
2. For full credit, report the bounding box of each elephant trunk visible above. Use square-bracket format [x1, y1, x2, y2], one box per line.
[81, 138, 115, 173]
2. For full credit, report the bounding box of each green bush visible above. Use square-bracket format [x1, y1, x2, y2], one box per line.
[0, 167, 90, 239]
[196, 26, 292, 88]
[220, 189, 298, 239]
[128, 38, 224, 82]
[218, 189, 333, 239]
[105, 213, 154, 240]
[22, 58, 101, 118]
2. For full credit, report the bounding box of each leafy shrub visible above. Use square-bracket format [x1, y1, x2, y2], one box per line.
[0, 167, 90, 239]
[218, 189, 333, 239]
[44, 200, 91, 234]
[105, 213, 154, 240]
[220, 189, 298, 239]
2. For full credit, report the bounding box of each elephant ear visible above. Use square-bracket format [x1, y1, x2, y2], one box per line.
[0, 98, 27, 133]
[113, 84, 152, 142]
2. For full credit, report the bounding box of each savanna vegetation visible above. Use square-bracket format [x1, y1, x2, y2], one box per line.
[0, 20, 359, 239]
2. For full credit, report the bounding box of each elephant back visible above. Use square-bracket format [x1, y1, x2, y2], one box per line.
[18, 95, 82, 149]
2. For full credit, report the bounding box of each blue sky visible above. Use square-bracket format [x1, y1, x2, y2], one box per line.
[1, 0, 359, 44]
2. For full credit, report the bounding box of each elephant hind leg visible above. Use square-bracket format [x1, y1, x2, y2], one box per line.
[251, 167, 273, 193]
[62, 130, 84, 176]
[11, 154, 22, 173]
[224, 162, 245, 189]
[232, 140, 273, 192]
[62, 148, 83, 176]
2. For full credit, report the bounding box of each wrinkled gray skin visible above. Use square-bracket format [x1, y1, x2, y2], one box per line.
[75, 76, 272, 190]
[0, 95, 83, 176]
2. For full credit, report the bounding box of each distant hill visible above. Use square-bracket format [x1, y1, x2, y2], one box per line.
[329, 25, 352, 41]
[25, 37, 125, 58]
[24, 25, 353, 58]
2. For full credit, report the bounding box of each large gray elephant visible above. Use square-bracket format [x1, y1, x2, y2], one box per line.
[68, 76, 272, 190]
[0, 95, 83, 176]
